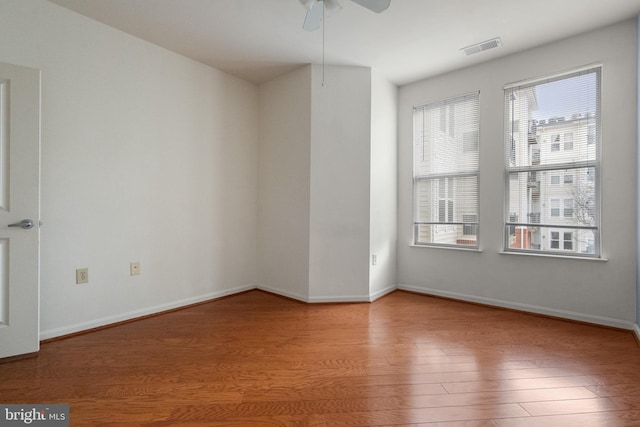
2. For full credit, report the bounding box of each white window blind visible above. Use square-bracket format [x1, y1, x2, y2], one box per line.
[504, 67, 600, 256]
[413, 92, 479, 248]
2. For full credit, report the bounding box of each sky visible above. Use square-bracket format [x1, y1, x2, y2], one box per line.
[531, 71, 598, 121]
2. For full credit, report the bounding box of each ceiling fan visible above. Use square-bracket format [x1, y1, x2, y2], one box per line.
[298, 0, 391, 31]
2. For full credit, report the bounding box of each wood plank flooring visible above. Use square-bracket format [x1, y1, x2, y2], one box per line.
[1, 289, 640, 426]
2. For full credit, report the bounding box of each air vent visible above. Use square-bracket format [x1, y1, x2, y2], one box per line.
[461, 37, 502, 56]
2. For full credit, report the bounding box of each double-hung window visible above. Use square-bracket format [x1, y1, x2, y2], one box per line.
[413, 93, 479, 248]
[504, 66, 600, 257]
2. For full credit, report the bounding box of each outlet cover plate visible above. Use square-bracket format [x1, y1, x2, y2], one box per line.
[130, 262, 140, 276]
[76, 268, 89, 284]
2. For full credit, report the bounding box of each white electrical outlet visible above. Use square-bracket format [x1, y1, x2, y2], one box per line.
[130, 262, 140, 276]
[76, 268, 89, 284]
[372, 254, 377, 265]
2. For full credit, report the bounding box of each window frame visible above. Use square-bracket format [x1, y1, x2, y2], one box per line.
[413, 92, 480, 249]
[503, 65, 601, 258]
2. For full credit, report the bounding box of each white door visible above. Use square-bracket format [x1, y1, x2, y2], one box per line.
[0, 62, 41, 359]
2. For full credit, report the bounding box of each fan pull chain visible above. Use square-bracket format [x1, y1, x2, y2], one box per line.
[322, 0, 325, 87]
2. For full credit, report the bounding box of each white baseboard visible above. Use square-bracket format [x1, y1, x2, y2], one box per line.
[398, 284, 635, 330]
[308, 294, 372, 303]
[256, 283, 309, 302]
[307, 284, 398, 303]
[634, 323, 640, 341]
[369, 284, 398, 302]
[256, 283, 398, 303]
[40, 284, 257, 340]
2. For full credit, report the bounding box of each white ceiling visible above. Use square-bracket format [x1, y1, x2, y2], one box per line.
[47, 0, 640, 86]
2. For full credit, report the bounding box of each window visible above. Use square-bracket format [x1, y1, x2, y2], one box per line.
[550, 231, 574, 251]
[438, 178, 454, 223]
[504, 66, 600, 256]
[550, 199, 560, 217]
[463, 215, 478, 236]
[563, 198, 574, 218]
[564, 232, 573, 250]
[414, 92, 479, 248]
[564, 132, 574, 150]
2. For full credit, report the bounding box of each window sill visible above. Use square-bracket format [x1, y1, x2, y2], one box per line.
[499, 251, 608, 262]
[410, 244, 482, 253]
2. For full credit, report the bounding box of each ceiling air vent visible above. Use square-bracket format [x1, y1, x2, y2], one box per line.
[461, 37, 502, 56]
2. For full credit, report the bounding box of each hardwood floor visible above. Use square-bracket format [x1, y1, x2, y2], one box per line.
[1, 289, 640, 426]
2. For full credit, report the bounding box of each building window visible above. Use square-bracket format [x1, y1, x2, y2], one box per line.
[564, 232, 573, 250]
[551, 231, 574, 250]
[463, 214, 478, 236]
[413, 92, 479, 248]
[438, 178, 454, 223]
[563, 198, 574, 218]
[504, 66, 600, 257]
[564, 132, 574, 150]
[550, 199, 560, 217]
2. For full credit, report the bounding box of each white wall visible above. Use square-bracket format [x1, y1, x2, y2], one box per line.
[637, 13, 640, 335]
[8, 0, 626, 339]
[258, 65, 398, 303]
[257, 66, 311, 301]
[0, 0, 259, 338]
[308, 65, 372, 301]
[398, 20, 638, 328]
[370, 70, 398, 299]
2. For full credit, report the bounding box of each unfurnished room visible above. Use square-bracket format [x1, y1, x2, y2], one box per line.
[2, 0, 640, 425]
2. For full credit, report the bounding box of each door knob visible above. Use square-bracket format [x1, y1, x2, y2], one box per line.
[8, 219, 34, 229]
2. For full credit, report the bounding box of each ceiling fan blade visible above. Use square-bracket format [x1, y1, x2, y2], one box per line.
[350, 0, 391, 13]
[303, 1, 323, 31]
[298, 0, 315, 9]
[324, 0, 343, 14]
